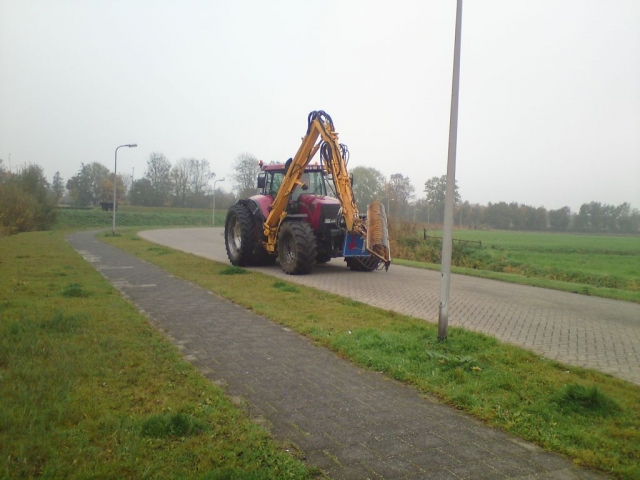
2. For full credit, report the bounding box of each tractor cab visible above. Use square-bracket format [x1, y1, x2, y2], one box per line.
[258, 163, 330, 200]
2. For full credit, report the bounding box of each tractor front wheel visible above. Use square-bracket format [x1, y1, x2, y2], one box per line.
[277, 222, 317, 275]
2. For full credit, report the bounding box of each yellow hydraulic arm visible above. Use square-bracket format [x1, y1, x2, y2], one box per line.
[262, 111, 390, 267]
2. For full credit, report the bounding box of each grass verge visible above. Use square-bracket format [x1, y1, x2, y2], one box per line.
[103, 228, 640, 479]
[0, 231, 313, 479]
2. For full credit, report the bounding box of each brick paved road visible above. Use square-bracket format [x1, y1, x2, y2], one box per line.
[140, 228, 640, 386]
[68, 231, 608, 479]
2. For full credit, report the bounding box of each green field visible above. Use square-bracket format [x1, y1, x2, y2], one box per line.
[456, 230, 639, 288]
[395, 228, 640, 302]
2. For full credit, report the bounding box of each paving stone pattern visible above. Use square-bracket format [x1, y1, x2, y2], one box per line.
[139, 228, 640, 386]
[67, 231, 608, 479]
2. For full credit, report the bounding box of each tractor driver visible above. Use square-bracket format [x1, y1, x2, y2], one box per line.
[300, 173, 310, 191]
[291, 173, 310, 202]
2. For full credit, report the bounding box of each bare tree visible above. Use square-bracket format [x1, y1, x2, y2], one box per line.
[144, 152, 172, 206]
[169, 158, 213, 207]
[190, 158, 214, 196]
[231, 153, 260, 198]
[170, 158, 193, 207]
[387, 173, 415, 215]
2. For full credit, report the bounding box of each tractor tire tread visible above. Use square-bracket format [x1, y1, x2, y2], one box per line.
[278, 222, 317, 275]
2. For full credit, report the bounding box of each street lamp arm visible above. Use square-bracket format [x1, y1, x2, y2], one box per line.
[115, 144, 137, 157]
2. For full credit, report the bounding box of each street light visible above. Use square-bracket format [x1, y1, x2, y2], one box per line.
[212, 177, 225, 226]
[113, 143, 137, 235]
[439, 0, 464, 341]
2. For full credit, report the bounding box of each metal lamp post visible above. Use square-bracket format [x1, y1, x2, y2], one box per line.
[212, 178, 225, 225]
[438, 0, 463, 341]
[112, 143, 137, 235]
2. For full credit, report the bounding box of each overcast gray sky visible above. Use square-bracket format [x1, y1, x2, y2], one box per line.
[1, 0, 638, 211]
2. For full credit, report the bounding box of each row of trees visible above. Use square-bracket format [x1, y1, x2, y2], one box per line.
[2, 152, 637, 235]
[349, 167, 639, 234]
[2, 152, 259, 219]
[63, 153, 234, 209]
[127, 154, 214, 207]
[453, 201, 640, 233]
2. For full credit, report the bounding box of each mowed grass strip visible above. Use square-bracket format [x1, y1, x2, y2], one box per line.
[0, 231, 313, 480]
[104, 229, 640, 479]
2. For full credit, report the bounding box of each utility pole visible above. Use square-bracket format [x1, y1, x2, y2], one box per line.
[438, 0, 463, 341]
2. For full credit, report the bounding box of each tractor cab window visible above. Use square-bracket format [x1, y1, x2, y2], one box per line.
[323, 174, 337, 199]
[268, 172, 285, 196]
[304, 171, 327, 196]
[267, 170, 328, 199]
[292, 171, 327, 201]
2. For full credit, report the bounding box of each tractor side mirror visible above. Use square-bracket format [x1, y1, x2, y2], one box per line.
[257, 173, 266, 189]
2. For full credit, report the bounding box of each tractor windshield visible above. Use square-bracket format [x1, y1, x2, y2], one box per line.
[268, 170, 328, 198]
[299, 171, 327, 196]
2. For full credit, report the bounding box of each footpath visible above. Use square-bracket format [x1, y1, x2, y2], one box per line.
[67, 231, 607, 480]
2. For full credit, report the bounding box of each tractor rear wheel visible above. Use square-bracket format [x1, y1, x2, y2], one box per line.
[225, 204, 259, 266]
[277, 222, 317, 275]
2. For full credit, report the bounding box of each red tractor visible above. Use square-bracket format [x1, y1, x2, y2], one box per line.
[224, 111, 390, 275]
